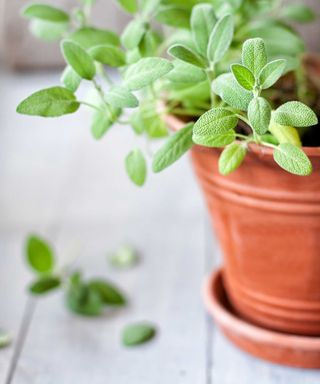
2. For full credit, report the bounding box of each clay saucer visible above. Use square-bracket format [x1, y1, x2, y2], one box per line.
[203, 269, 320, 369]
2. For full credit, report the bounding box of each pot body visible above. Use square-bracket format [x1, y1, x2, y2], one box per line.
[191, 143, 320, 336]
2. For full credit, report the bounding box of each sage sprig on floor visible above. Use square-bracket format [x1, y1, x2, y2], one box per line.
[17, 0, 319, 182]
[25, 235, 127, 316]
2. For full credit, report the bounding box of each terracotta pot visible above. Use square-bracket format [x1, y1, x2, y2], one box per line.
[165, 114, 320, 337]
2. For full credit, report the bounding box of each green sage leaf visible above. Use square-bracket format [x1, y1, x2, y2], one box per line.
[212, 73, 253, 111]
[91, 110, 113, 140]
[268, 121, 302, 147]
[273, 143, 312, 176]
[26, 235, 54, 274]
[62, 40, 96, 80]
[125, 149, 147, 186]
[166, 60, 206, 83]
[153, 123, 193, 173]
[22, 3, 69, 22]
[155, 6, 190, 28]
[193, 108, 238, 147]
[138, 101, 168, 138]
[259, 59, 286, 89]
[67, 285, 103, 317]
[124, 58, 173, 90]
[122, 323, 157, 346]
[242, 38, 267, 78]
[231, 64, 255, 91]
[191, 4, 217, 56]
[116, 0, 138, 14]
[17, 86, 80, 117]
[89, 44, 126, 67]
[61, 66, 82, 92]
[70, 27, 120, 49]
[88, 279, 127, 306]
[168, 44, 205, 68]
[30, 19, 68, 41]
[121, 19, 146, 50]
[29, 276, 61, 295]
[273, 101, 318, 128]
[207, 14, 234, 63]
[218, 142, 247, 175]
[248, 97, 272, 135]
[105, 86, 138, 109]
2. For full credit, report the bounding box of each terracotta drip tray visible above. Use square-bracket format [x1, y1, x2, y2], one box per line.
[203, 269, 320, 369]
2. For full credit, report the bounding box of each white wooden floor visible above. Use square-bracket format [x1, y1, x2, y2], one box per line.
[1, 68, 320, 383]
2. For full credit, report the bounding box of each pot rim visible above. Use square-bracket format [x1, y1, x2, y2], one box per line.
[164, 114, 320, 158]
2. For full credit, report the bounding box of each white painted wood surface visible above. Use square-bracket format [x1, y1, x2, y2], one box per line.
[1, 68, 320, 383]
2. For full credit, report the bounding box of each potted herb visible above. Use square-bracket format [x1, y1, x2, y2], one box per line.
[17, 0, 320, 368]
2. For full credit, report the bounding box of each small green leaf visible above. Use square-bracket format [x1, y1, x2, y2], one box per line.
[258, 59, 286, 89]
[191, 4, 217, 56]
[17, 86, 80, 117]
[124, 58, 173, 90]
[207, 14, 234, 63]
[91, 109, 113, 140]
[116, 0, 138, 14]
[168, 44, 205, 68]
[67, 274, 103, 317]
[141, 0, 160, 15]
[155, 6, 191, 28]
[166, 60, 206, 83]
[121, 19, 146, 50]
[30, 19, 68, 41]
[61, 66, 82, 92]
[29, 276, 61, 295]
[273, 143, 312, 176]
[269, 121, 302, 147]
[22, 3, 69, 22]
[105, 86, 138, 109]
[139, 30, 162, 57]
[89, 44, 126, 67]
[273, 101, 318, 128]
[26, 235, 54, 274]
[231, 64, 255, 91]
[138, 101, 168, 138]
[242, 38, 267, 78]
[218, 142, 247, 175]
[281, 4, 316, 23]
[62, 40, 96, 80]
[212, 73, 253, 111]
[193, 108, 238, 147]
[0, 330, 12, 349]
[122, 323, 156, 346]
[88, 279, 126, 306]
[248, 97, 272, 135]
[69, 27, 120, 49]
[125, 149, 147, 186]
[153, 123, 193, 173]
[109, 245, 139, 268]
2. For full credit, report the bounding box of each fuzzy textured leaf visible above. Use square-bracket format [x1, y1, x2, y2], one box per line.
[242, 38, 267, 77]
[268, 121, 301, 147]
[124, 58, 173, 90]
[69, 27, 120, 49]
[212, 73, 253, 111]
[166, 60, 206, 83]
[259, 59, 286, 89]
[121, 19, 146, 50]
[207, 14, 234, 63]
[89, 44, 126, 67]
[153, 123, 193, 172]
[273, 143, 312, 176]
[248, 97, 272, 135]
[30, 19, 68, 41]
[62, 40, 96, 80]
[193, 108, 238, 147]
[191, 4, 217, 56]
[219, 142, 247, 175]
[26, 235, 54, 274]
[125, 149, 147, 186]
[17, 86, 80, 117]
[231, 64, 255, 91]
[273, 101, 318, 128]
[105, 86, 138, 108]
[22, 3, 69, 22]
[168, 44, 205, 68]
[122, 323, 156, 346]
